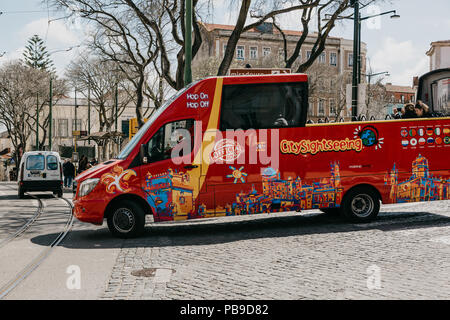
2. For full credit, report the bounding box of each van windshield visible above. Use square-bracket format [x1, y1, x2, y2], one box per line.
[116, 81, 198, 160]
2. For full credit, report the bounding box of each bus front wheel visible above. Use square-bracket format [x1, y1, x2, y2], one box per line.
[107, 200, 145, 239]
[341, 187, 380, 222]
[18, 187, 25, 199]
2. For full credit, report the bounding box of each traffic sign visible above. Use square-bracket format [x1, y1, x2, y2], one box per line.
[129, 118, 148, 139]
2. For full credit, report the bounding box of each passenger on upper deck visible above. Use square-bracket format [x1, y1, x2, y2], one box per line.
[393, 107, 403, 119]
[402, 103, 418, 119]
[415, 100, 433, 118]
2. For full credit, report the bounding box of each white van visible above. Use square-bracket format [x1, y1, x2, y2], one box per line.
[18, 151, 63, 198]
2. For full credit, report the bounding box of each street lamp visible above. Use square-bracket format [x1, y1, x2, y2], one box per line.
[365, 71, 390, 85]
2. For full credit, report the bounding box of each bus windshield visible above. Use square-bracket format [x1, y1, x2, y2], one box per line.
[116, 81, 198, 160]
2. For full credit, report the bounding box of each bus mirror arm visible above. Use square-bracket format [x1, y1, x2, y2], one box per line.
[140, 144, 148, 164]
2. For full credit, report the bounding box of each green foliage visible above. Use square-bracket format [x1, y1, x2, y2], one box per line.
[22, 35, 54, 72]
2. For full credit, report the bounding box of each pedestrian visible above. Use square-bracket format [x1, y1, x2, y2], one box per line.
[63, 159, 75, 188]
[78, 155, 88, 173]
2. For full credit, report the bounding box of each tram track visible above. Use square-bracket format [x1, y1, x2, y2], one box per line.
[0, 185, 74, 299]
[0, 185, 44, 249]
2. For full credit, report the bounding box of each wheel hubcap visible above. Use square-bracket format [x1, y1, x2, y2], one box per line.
[113, 208, 135, 233]
[351, 194, 374, 218]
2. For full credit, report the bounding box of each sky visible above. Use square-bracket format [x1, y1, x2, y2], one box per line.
[0, 0, 449, 88]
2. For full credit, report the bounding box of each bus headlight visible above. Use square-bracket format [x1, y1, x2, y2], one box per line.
[78, 178, 100, 197]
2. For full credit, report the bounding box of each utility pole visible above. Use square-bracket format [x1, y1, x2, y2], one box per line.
[36, 93, 39, 151]
[115, 83, 118, 131]
[184, 0, 193, 86]
[49, 78, 53, 151]
[88, 85, 91, 144]
[74, 88, 78, 153]
[351, 0, 360, 121]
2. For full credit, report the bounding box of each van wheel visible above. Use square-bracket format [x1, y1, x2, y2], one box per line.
[18, 187, 25, 199]
[107, 200, 145, 239]
[341, 187, 380, 222]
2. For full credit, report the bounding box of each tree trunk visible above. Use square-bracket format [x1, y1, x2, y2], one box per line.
[217, 0, 251, 76]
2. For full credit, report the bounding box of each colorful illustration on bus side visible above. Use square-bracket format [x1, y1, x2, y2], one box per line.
[226, 166, 248, 184]
[353, 126, 384, 150]
[143, 169, 193, 221]
[224, 164, 344, 215]
[384, 154, 450, 203]
[100, 166, 137, 194]
[143, 162, 344, 221]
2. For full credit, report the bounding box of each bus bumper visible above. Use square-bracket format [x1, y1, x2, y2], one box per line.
[73, 199, 105, 225]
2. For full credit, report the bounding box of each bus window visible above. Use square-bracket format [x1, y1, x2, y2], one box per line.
[220, 82, 308, 131]
[416, 68, 450, 116]
[147, 119, 194, 162]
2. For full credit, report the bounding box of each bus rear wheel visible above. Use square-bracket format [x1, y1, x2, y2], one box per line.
[107, 200, 145, 239]
[341, 187, 380, 222]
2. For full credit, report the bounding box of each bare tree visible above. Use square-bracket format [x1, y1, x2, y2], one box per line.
[361, 79, 390, 120]
[66, 56, 135, 160]
[47, 0, 381, 126]
[0, 61, 67, 166]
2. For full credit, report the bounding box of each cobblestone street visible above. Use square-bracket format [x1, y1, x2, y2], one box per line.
[101, 201, 450, 300]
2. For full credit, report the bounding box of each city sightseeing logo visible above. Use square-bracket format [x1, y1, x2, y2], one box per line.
[280, 138, 363, 155]
[210, 139, 244, 162]
[354, 125, 384, 150]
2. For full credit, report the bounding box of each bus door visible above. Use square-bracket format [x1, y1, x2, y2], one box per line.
[140, 119, 198, 222]
[206, 80, 308, 216]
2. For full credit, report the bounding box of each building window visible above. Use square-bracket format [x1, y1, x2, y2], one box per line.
[308, 100, 315, 116]
[329, 99, 336, 116]
[250, 46, 258, 60]
[348, 53, 354, 67]
[72, 119, 82, 132]
[58, 119, 68, 137]
[263, 47, 271, 57]
[330, 52, 337, 66]
[318, 99, 325, 116]
[401, 95, 405, 103]
[318, 52, 326, 64]
[122, 119, 130, 137]
[236, 45, 245, 60]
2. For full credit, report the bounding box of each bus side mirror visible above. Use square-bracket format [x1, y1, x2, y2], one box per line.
[140, 144, 148, 164]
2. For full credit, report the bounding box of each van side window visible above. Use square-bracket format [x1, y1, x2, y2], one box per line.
[26, 155, 45, 170]
[220, 82, 308, 130]
[47, 155, 58, 170]
[147, 119, 194, 162]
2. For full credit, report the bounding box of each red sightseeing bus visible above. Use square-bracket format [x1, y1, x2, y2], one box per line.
[73, 69, 450, 238]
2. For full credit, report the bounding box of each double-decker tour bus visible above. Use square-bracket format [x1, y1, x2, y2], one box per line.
[72, 68, 450, 238]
